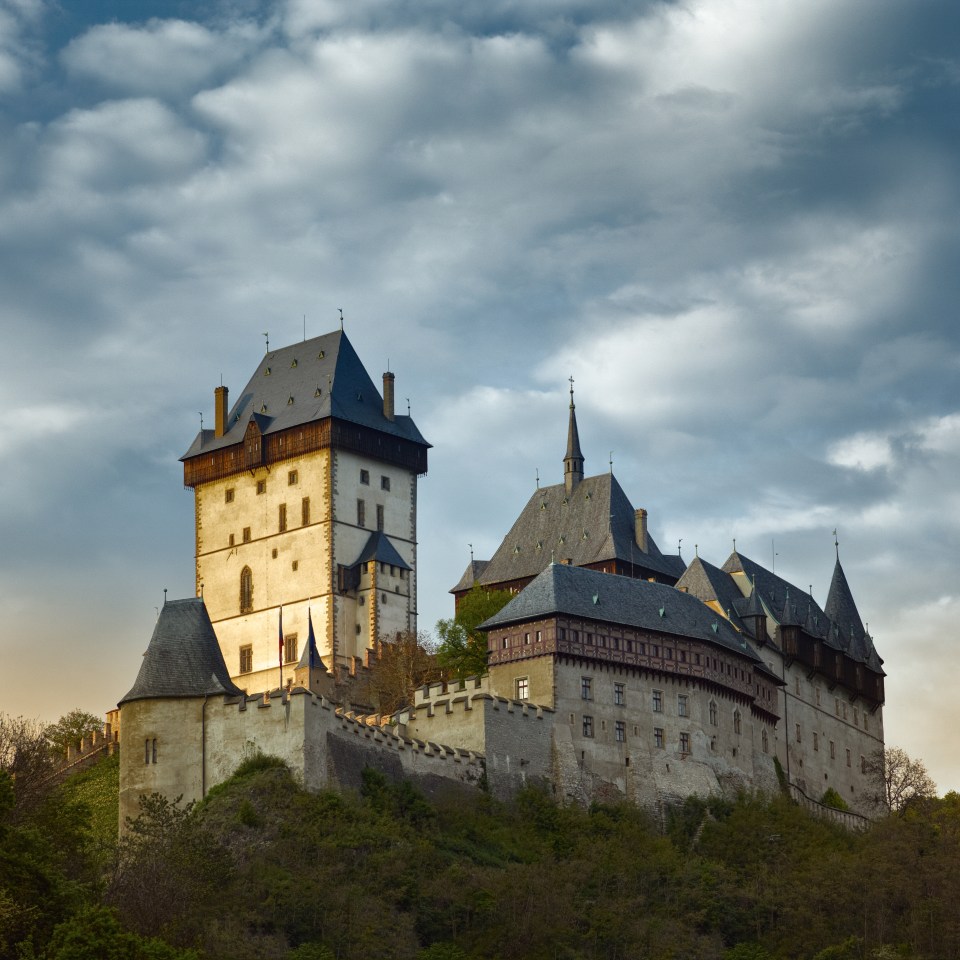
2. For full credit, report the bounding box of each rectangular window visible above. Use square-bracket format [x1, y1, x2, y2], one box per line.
[846, 749, 852, 767]
[301, 497, 310, 525]
[861, 755, 866, 774]
[835, 698, 841, 717]
[357, 499, 366, 527]
[814, 732, 819, 752]
[381, 475, 390, 491]
[558, 628, 566, 640]
[278, 503, 287, 533]
[376, 504, 384, 531]
[652, 690, 663, 713]
[535, 630, 542, 642]
[795, 676, 801, 695]
[516, 677, 529, 700]
[795, 723, 801, 743]
[709, 701, 717, 725]
[360, 469, 370, 485]
[256, 479, 266, 494]
[239, 645, 253, 674]
[615, 720, 626, 742]
[678, 694, 688, 717]
[853, 707, 859, 727]
[654, 727, 664, 749]
[830, 740, 836, 759]
[581, 677, 592, 700]
[225, 488, 235, 503]
[144, 739, 150, 765]
[242, 527, 251, 543]
[229, 533, 235, 547]
[284, 633, 297, 664]
[582, 716, 594, 738]
[288, 470, 298, 485]
[614, 682, 625, 706]
[680, 732, 690, 754]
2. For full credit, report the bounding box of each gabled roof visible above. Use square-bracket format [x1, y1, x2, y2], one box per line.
[722, 551, 826, 629]
[480, 562, 761, 663]
[181, 329, 430, 461]
[354, 530, 411, 571]
[119, 598, 244, 705]
[474, 472, 684, 589]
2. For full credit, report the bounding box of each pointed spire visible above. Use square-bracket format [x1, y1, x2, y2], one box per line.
[563, 376, 585, 493]
[824, 552, 865, 646]
[780, 587, 800, 626]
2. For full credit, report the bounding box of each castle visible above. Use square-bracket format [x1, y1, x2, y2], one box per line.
[118, 330, 885, 826]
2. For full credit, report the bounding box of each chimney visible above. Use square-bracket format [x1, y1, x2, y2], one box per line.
[214, 385, 229, 438]
[382, 371, 395, 421]
[635, 508, 648, 553]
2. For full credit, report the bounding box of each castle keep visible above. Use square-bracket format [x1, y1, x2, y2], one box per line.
[119, 329, 885, 825]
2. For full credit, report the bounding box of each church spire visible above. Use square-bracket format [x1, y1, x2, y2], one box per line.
[564, 376, 585, 494]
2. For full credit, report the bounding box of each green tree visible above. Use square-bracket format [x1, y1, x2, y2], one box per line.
[44, 907, 199, 960]
[45, 711, 104, 759]
[436, 585, 513, 679]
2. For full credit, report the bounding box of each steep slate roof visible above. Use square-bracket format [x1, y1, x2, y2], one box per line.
[473, 472, 684, 590]
[181, 329, 430, 460]
[824, 557, 867, 652]
[480, 562, 762, 664]
[676, 556, 749, 632]
[450, 560, 490, 594]
[119, 598, 244, 704]
[354, 530, 411, 570]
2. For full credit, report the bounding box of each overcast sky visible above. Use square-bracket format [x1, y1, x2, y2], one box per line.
[2, 0, 958, 791]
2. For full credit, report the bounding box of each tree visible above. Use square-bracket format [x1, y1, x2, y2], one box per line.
[45, 710, 104, 759]
[0, 714, 56, 813]
[361, 631, 441, 714]
[436, 584, 514, 679]
[863, 746, 936, 815]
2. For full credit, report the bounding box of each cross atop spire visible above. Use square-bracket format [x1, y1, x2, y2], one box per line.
[563, 376, 584, 493]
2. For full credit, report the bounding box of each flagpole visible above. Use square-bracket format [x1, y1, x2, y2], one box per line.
[279, 604, 284, 691]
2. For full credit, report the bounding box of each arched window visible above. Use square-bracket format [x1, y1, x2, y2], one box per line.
[240, 566, 253, 614]
[709, 700, 718, 726]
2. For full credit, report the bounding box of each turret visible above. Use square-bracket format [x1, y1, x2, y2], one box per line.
[563, 379, 584, 494]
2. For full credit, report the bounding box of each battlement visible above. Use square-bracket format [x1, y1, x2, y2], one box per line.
[411, 676, 554, 721]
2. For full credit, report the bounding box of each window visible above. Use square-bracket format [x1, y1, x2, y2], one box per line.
[853, 707, 859, 727]
[733, 710, 742, 735]
[376, 504, 384, 531]
[654, 727, 664, 749]
[861, 755, 867, 774]
[835, 698, 841, 717]
[229, 533, 235, 547]
[239, 566, 253, 613]
[284, 633, 297, 664]
[679, 732, 690, 754]
[536, 630, 542, 642]
[242, 527, 251, 543]
[709, 701, 717, 726]
[256, 479, 266, 494]
[795, 723, 801, 743]
[144, 739, 150, 764]
[795, 676, 801, 695]
[614, 682, 625, 706]
[278, 503, 287, 533]
[524, 632, 531, 645]
[830, 740, 836, 759]
[360, 469, 370, 485]
[678, 694, 688, 717]
[239, 645, 253, 673]
[292, 560, 299, 571]
[516, 677, 529, 700]
[381, 475, 390, 491]
[652, 690, 663, 713]
[762, 729, 769, 753]
[582, 716, 594, 738]
[846, 748, 852, 767]
[301, 497, 310, 525]
[581, 677, 592, 700]
[615, 720, 626, 742]
[502, 637, 508, 649]
[814, 732, 819, 752]
[225, 488, 235, 503]
[357, 499, 366, 527]
[288, 470, 298, 485]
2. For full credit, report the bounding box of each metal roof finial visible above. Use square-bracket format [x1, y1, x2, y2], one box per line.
[535, 468, 540, 490]
[833, 528, 839, 559]
[678, 537, 683, 559]
[199, 412, 203, 433]
[468, 543, 474, 563]
[263, 331, 269, 352]
[609, 451, 613, 474]
[733, 537, 736, 552]
[163, 588, 168, 604]
[338, 308, 344, 330]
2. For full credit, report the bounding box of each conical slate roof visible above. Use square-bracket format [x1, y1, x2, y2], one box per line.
[824, 557, 866, 651]
[119, 598, 244, 705]
[354, 530, 411, 570]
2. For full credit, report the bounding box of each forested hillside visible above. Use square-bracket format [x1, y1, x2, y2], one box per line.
[2, 745, 959, 960]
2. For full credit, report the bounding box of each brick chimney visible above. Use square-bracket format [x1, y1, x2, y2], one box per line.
[214, 385, 229, 438]
[383, 371, 395, 421]
[635, 508, 648, 552]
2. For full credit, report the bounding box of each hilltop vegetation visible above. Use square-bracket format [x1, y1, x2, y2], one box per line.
[2, 743, 960, 959]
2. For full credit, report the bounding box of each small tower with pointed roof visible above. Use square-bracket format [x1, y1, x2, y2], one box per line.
[563, 377, 584, 494]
